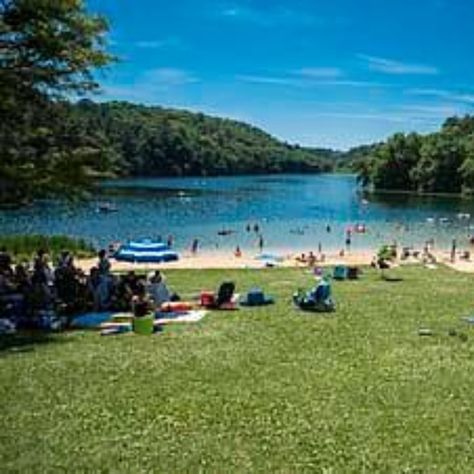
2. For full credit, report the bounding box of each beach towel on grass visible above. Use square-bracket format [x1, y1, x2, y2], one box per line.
[156, 310, 208, 325]
[71, 312, 114, 328]
[100, 310, 208, 329]
[111, 312, 134, 323]
[100, 321, 132, 330]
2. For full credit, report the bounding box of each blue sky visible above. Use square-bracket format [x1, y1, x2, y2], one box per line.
[89, 0, 474, 150]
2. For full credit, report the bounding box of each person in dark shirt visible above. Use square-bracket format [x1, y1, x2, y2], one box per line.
[0, 247, 12, 276]
[132, 282, 153, 317]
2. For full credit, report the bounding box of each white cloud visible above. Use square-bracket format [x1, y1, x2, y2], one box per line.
[135, 41, 165, 49]
[399, 104, 461, 115]
[236, 75, 303, 87]
[236, 73, 387, 89]
[406, 88, 474, 104]
[143, 68, 198, 86]
[218, 5, 317, 27]
[310, 101, 469, 127]
[317, 79, 388, 88]
[455, 94, 474, 104]
[135, 37, 183, 49]
[358, 54, 439, 75]
[311, 112, 409, 123]
[405, 88, 448, 97]
[100, 68, 198, 104]
[296, 67, 343, 78]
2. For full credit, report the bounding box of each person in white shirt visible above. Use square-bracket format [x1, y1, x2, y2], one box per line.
[146, 270, 170, 308]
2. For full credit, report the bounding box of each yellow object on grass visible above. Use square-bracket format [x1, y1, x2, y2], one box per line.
[111, 312, 134, 323]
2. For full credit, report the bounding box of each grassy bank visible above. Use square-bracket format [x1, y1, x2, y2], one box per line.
[0, 234, 96, 262]
[2, 265, 474, 472]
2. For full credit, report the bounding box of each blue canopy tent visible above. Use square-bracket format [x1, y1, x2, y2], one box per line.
[114, 239, 179, 263]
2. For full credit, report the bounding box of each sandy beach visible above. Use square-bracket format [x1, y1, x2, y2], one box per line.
[76, 249, 376, 272]
[75, 247, 474, 274]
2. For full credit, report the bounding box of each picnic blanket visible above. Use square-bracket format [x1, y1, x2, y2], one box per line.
[156, 310, 207, 325]
[100, 310, 208, 330]
[71, 312, 115, 328]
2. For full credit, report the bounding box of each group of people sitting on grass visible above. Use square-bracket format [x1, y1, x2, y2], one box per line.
[0, 247, 175, 326]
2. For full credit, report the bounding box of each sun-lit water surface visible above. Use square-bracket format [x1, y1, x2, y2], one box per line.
[1, 174, 474, 253]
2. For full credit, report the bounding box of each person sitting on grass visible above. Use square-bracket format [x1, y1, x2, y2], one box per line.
[55, 254, 81, 314]
[147, 271, 171, 308]
[87, 267, 101, 310]
[110, 271, 140, 311]
[0, 271, 15, 297]
[132, 282, 153, 318]
[0, 247, 13, 277]
[124, 271, 140, 294]
[30, 249, 54, 311]
[33, 249, 54, 287]
[13, 263, 31, 294]
[96, 249, 112, 310]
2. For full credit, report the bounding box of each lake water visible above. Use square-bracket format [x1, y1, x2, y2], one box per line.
[1, 174, 474, 253]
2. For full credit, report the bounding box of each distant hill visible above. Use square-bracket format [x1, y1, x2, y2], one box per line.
[72, 100, 339, 177]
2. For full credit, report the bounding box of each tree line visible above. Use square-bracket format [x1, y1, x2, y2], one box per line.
[71, 100, 337, 178]
[354, 116, 474, 194]
[0, 94, 338, 206]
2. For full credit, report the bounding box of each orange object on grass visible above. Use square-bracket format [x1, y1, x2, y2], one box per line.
[160, 301, 193, 312]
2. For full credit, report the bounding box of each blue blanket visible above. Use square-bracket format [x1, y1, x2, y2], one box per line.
[71, 312, 114, 328]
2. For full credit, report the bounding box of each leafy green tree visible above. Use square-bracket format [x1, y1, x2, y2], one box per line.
[355, 116, 474, 195]
[0, 0, 114, 204]
[1, 0, 113, 95]
[370, 133, 420, 191]
[459, 136, 474, 193]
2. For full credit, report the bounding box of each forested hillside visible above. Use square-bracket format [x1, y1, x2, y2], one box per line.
[70, 100, 337, 177]
[353, 115, 474, 194]
[0, 98, 337, 206]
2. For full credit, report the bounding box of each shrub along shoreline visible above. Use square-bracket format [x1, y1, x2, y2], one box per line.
[0, 235, 96, 262]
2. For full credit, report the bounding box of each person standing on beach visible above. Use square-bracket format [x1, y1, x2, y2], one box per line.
[345, 228, 352, 251]
[191, 238, 199, 255]
[258, 235, 264, 253]
[167, 235, 174, 248]
[451, 239, 457, 262]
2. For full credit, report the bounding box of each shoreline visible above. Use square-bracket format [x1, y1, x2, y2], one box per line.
[76, 249, 474, 273]
[77, 249, 375, 272]
[75, 247, 474, 273]
[366, 187, 474, 199]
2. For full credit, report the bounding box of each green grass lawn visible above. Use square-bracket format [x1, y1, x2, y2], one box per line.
[2, 265, 474, 472]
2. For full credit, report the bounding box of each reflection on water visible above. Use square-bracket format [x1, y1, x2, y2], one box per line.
[1, 174, 474, 252]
